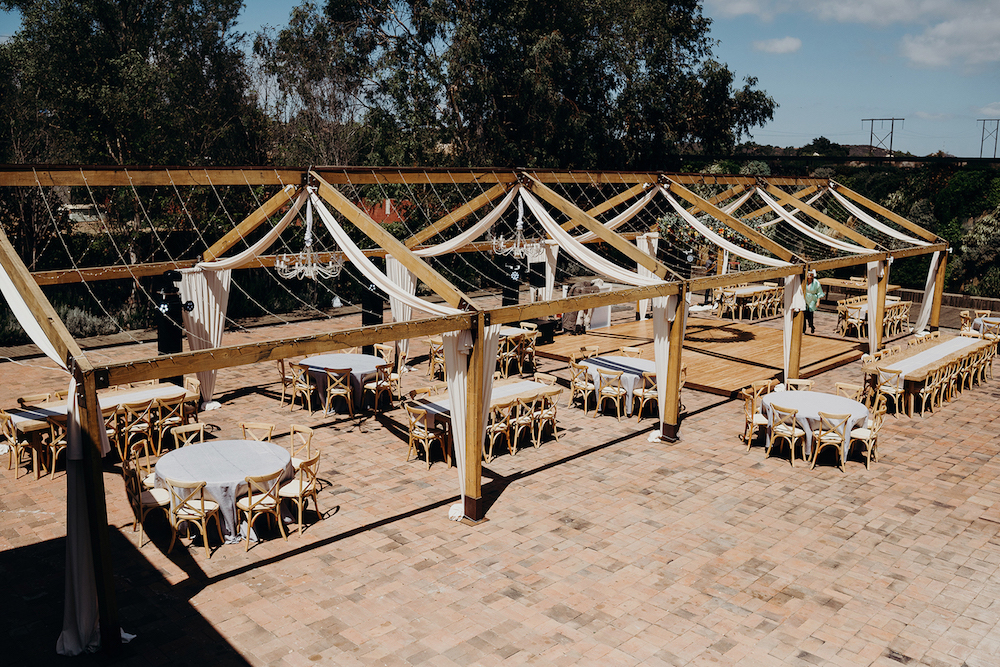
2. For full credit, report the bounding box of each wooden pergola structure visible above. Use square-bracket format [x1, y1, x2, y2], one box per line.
[0, 166, 948, 650]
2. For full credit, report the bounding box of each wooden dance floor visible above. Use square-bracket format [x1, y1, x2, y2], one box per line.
[537, 316, 864, 397]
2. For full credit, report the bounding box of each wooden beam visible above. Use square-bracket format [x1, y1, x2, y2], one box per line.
[98, 313, 475, 386]
[489, 282, 681, 326]
[405, 183, 511, 248]
[788, 310, 804, 380]
[202, 186, 300, 261]
[810, 253, 884, 273]
[832, 182, 939, 243]
[889, 242, 948, 261]
[524, 174, 680, 280]
[763, 183, 879, 250]
[667, 181, 797, 262]
[686, 183, 748, 216]
[310, 170, 476, 311]
[873, 257, 890, 350]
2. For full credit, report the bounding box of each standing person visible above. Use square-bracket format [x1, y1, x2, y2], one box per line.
[803, 270, 824, 334]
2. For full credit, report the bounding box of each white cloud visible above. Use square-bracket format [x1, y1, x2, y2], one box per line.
[978, 103, 1000, 117]
[900, 14, 1000, 68]
[752, 37, 802, 54]
[706, 0, 999, 69]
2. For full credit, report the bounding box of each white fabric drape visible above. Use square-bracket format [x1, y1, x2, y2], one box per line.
[651, 294, 685, 435]
[722, 188, 756, 215]
[311, 194, 463, 317]
[755, 187, 869, 254]
[197, 187, 305, 270]
[520, 190, 664, 287]
[867, 260, 886, 353]
[413, 186, 520, 257]
[914, 251, 942, 333]
[761, 189, 825, 228]
[0, 260, 113, 655]
[636, 233, 660, 319]
[179, 269, 232, 408]
[659, 186, 790, 268]
[385, 256, 417, 365]
[573, 185, 658, 243]
[444, 325, 501, 520]
[783, 274, 806, 380]
[542, 241, 559, 301]
[829, 185, 929, 246]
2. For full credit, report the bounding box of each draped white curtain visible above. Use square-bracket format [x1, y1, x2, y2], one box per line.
[444, 324, 501, 520]
[413, 186, 520, 257]
[573, 185, 658, 243]
[385, 256, 417, 365]
[197, 187, 305, 270]
[636, 233, 660, 319]
[782, 274, 806, 380]
[867, 260, 888, 353]
[179, 269, 232, 407]
[520, 190, 664, 286]
[914, 251, 942, 333]
[659, 186, 790, 268]
[311, 194, 463, 317]
[755, 187, 869, 254]
[829, 184, 929, 246]
[542, 241, 559, 301]
[651, 294, 685, 436]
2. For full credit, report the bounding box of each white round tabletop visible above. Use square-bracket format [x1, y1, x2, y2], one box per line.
[302, 353, 383, 376]
[761, 390, 867, 423]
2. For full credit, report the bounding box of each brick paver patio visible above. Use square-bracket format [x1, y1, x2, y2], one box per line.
[3, 309, 1000, 666]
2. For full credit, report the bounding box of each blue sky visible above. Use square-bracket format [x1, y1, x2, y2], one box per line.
[3, 0, 998, 158]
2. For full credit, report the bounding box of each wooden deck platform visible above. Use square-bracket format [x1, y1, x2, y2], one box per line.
[536, 316, 864, 397]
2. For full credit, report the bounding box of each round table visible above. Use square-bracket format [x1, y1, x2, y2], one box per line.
[302, 353, 384, 411]
[155, 440, 292, 543]
[972, 316, 1000, 334]
[760, 390, 869, 463]
[581, 356, 656, 415]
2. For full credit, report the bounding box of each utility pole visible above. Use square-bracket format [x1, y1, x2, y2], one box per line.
[979, 119, 999, 158]
[862, 118, 904, 156]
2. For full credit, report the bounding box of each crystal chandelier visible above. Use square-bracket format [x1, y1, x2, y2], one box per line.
[491, 197, 544, 262]
[275, 192, 344, 280]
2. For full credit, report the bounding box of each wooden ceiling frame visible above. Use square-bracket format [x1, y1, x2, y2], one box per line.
[762, 183, 880, 250]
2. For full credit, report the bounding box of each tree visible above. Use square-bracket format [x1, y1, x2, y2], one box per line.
[0, 0, 267, 166]
[258, 0, 776, 169]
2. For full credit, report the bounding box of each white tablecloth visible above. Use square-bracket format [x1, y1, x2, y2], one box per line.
[155, 440, 293, 543]
[761, 390, 868, 462]
[972, 317, 1000, 334]
[581, 356, 656, 415]
[499, 326, 529, 337]
[302, 353, 384, 411]
[8, 384, 189, 433]
[420, 380, 549, 421]
[884, 336, 980, 378]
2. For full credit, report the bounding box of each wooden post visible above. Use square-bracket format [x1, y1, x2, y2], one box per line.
[787, 268, 805, 380]
[463, 312, 486, 523]
[873, 256, 890, 350]
[930, 251, 948, 331]
[77, 366, 120, 652]
[660, 288, 686, 442]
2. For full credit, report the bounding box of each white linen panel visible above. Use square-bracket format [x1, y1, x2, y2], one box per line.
[636, 233, 659, 319]
[573, 186, 658, 243]
[385, 256, 417, 364]
[542, 241, 559, 301]
[782, 274, 806, 379]
[651, 294, 685, 434]
[179, 268, 232, 407]
[311, 193, 462, 317]
[444, 325, 501, 520]
[520, 189, 663, 287]
[659, 186, 790, 268]
[829, 185, 929, 246]
[196, 187, 305, 270]
[866, 260, 885, 353]
[754, 187, 869, 254]
[413, 186, 520, 257]
[913, 251, 942, 333]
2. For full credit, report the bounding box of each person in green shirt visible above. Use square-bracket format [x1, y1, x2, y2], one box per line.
[803, 270, 824, 334]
